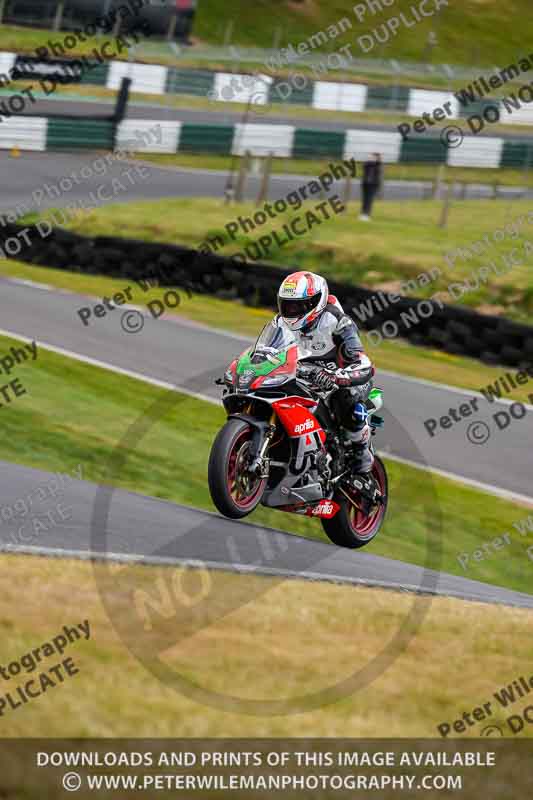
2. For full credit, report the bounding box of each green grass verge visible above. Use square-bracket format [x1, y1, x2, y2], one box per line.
[0, 24, 133, 59]
[1, 2, 532, 83]
[0, 331, 531, 595]
[192, 0, 531, 68]
[3, 258, 533, 405]
[20, 197, 533, 323]
[3, 556, 533, 741]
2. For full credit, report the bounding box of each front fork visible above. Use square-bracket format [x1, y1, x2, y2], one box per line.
[248, 410, 277, 478]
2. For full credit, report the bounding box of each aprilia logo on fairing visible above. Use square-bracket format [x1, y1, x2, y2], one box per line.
[294, 419, 315, 434]
[312, 501, 333, 515]
[306, 500, 339, 518]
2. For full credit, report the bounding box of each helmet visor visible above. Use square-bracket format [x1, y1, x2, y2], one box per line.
[278, 292, 321, 320]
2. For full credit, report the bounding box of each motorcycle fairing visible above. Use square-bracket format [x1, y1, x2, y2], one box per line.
[260, 400, 329, 508]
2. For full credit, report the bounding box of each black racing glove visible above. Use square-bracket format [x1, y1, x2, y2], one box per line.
[312, 368, 336, 391]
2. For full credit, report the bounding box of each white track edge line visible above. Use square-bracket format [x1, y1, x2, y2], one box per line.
[379, 451, 533, 507]
[379, 367, 533, 410]
[0, 326, 216, 405]
[0, 543, 530, 609]
[1, 326, 531, 506]
[5, 276, 532, 408]
[2, 277, 250, 342]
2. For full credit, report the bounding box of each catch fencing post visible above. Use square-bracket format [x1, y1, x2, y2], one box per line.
[342, 175, 351, 212]
[223, 20, 234, 48]
[235, 150, 251, 203]
[256, 152, 273, 207]
[167, 11, 178, 41]
[53, 0, 64, 31]
[433, 164, 445, 199]
[438, 183, 451, 228]
[0, 0, 5, 24]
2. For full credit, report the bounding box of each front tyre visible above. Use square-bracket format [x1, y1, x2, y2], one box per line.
[321, 455, 388, 549]
[208, 418, 267, 519]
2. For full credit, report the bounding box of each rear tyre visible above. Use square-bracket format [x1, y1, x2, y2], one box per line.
[208, 418, 267, 519]
[321, 455, 388, 549]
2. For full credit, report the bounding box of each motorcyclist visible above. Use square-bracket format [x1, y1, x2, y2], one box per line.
[275, 270, 376, 508]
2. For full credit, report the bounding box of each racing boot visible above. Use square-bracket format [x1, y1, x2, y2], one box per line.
[343, 421, 377, 516]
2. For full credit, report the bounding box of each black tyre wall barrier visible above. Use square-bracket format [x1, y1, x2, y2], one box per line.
[1, 222, 532, 369]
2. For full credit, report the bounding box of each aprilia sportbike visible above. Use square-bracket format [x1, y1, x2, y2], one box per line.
[208, 323, 388, 548]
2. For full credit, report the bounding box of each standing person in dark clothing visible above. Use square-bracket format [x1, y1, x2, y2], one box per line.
[359, 153, 382, 221]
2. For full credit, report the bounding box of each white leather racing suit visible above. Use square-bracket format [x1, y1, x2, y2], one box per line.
[278, 295, 375, 472]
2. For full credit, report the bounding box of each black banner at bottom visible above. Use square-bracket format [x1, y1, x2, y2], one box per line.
[0, 738, 531, 798]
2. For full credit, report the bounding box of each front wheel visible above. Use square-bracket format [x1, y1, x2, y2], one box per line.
[208, 418, 267, 519]
[321, 455, 388, 549]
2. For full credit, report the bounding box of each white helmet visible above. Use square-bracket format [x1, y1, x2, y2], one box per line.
[277, 271, 329, 332]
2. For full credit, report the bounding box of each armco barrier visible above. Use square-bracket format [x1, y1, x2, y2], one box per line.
[0, 222, 532, 368]
[6, 51, 533, 126]
[1, 114, 533, 169]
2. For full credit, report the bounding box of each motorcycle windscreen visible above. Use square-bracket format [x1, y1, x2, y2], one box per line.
[252, 318, 295, 358]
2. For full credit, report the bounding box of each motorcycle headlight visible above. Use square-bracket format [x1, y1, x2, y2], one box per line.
[262, 374, 288, 387]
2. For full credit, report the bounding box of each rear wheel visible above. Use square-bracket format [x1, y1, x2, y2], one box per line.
[321, 455, 388, 549]
[208, 419, 267, 519]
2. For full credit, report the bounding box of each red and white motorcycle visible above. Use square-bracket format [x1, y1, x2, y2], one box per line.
[208, 321, 388, 548]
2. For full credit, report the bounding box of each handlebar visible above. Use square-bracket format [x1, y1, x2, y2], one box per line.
[296, 366, 367, 400]
[296, 365, 337, 393]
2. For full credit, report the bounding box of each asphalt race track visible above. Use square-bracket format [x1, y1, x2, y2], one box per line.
[0, 278, 532, 604]
[0, 150, 435, 212]
[2, 278, 533, 500]
[0, 151, 532, 606]
[1, 96, 531, 212]
[0, 150, 528, 220]
[1, 459, 532, 609]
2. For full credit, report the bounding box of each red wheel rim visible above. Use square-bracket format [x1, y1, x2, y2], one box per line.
[347, 458, 387, 538]
[226, 429, 265, 510]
